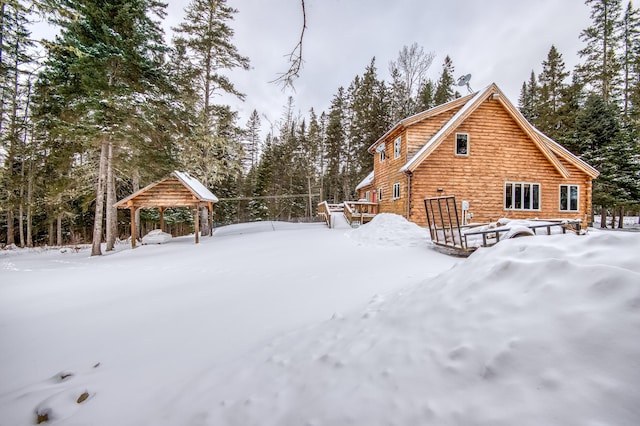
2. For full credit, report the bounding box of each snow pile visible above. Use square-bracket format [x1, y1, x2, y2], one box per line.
[173, 231, 640, 426]
[347, 213, 430, 247]
[141, 229, 172, 244]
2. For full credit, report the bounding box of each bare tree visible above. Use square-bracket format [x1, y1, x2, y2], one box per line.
[272, 0, 307, 89]
[389, 43, 435, 105]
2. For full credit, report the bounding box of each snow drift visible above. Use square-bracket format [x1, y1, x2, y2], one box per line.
[170, 231, 640, 426]
[347, 213, 431, 247]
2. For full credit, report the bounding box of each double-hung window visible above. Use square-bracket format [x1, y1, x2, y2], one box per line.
[394, 137, 401, 159]
[455, 133, 469, 156]
[393, 182, 400, 199]
[505, 182, 540, 210]
[559, 185, 579, 211]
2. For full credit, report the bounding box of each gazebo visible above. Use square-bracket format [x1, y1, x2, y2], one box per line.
[115, 171, 219, 248]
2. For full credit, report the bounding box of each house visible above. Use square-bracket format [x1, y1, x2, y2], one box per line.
[356, 83, 599, 227]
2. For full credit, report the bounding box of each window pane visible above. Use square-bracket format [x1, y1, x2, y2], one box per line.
[533, 184, 540, 209]
[560, 185, 568, 210]
[514, 184, 522, 209]
[505, 183, 512, 208]
[456, 134, 468, 155]
[523, 184, 531, 209]
[570, 186, 578, 211]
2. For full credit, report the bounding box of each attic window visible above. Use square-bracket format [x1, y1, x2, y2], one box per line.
[379, 149, 386, 162]
[455, 133, 468, 156]
[394, 137, 401, 159]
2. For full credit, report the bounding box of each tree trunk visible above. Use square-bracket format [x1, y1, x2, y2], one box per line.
[105, 141, 117, 251]
[91, 139, 109, 256]
[26, 160, 33, 247]
[18, 197, 24, 247]
[6, 210, 14, 245]
[610, 208, 616, 229]
[57, 214, 63, 246]
[132, 170, 141, 240]
[48, 219, 54, 246]
[618, 206, 624, 229]
[600, 206, 607, 228]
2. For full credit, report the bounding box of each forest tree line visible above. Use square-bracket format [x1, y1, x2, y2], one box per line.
[1, 0, 639, 253]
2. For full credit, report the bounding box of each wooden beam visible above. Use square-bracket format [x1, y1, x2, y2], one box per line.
[159, 207, 165, 232]
[130, 206, 136, 249]
[208, 202, 214, 236]
[194, 205, 199, 244]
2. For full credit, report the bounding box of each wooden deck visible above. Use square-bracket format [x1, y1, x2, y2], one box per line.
[317, 200, 378, 228]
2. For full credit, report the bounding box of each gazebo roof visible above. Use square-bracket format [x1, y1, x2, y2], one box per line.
[115, 171, 218, 209]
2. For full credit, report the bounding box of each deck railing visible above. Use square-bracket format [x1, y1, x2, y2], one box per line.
[343, 201, 378, 226]
[317, 201, 343, 228]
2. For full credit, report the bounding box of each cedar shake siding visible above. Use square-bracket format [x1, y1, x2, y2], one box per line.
[362, 83, 598, 228]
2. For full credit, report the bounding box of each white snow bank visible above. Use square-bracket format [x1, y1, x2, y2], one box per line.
[141, 229, 172, 244]
[172, 231, 640, 426]
[347, 213, 430, 247]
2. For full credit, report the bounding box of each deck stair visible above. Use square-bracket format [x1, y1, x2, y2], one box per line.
[318, 200, 378, 228]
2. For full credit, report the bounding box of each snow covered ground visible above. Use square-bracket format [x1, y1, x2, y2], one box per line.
[1, 215, 639, 425]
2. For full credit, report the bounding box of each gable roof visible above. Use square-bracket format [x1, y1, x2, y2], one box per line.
[368, 92, 476, 154]
[398, 83, 594, 179]
[115, 171, 218, 209]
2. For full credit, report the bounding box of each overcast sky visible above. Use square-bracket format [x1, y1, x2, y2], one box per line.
[165, 0, 592, 131]
[33, 0, 593, 133]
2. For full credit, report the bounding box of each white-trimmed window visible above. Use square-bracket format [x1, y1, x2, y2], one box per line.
[560, 185, 579, 211]
[379, 149, 386, 162]
[365, 191, 371, 201]
[505, 182, 540, 210]
[378, 188, 383, 201]
[393, 182, 400, 199]
[455, 133, 469, 156]
[394, 136, 401, 159]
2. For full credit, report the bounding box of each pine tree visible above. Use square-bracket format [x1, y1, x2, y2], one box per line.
[324, 87, 346, 202]
[519, 71, 539, 122]
[578, 0, 624, 104]
[0, 0, 35, 247]
[416, 79, 435, 112]
[536, 46, 570, 139]
[621, 1, 640, 117]
[434, 55, 456, 105]
[243, 109, 261, 171]
[39, 0, 173, 255]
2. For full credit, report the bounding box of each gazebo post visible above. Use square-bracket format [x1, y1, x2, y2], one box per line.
[128, 201, 136, 249]
[194, 204, 200, 244]
[208, 202, 213, 236]
[159, 207, 165, 232]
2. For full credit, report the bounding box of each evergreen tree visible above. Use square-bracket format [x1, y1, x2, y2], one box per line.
[39, 0, 172, 255]
[0, 0, 35, 246]
[621, 1, 640, 117]
[578, 0, 624, 104]
[324, 87, 346, 202]
[434, 55, 456, 105]
[519, 71, 539, 122]
[536, 46, 570, 139]
[416, 79, 435, 112]
[243, 109, 261, 170]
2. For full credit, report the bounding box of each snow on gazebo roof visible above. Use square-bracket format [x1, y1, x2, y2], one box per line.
[172, 171, 219, 203]
[115, 171, 218, 209]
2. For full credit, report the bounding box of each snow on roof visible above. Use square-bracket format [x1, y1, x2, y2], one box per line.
[172, 171, 219, 203]
[355, 170, 374, 191]
[400, 84, 491, 173]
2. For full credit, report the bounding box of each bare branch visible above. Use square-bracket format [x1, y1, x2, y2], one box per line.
[271, 0, 306, 90]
